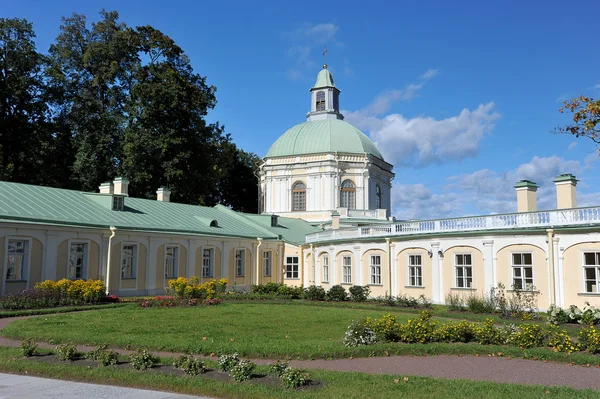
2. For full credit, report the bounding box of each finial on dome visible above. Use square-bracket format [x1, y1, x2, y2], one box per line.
[323, 64, 327, 69]
[323, 47, 327, 69]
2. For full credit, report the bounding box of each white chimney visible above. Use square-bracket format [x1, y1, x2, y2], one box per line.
[99, 182, 113, 194]
[113, 177, 129, 196]
[157, 186, 171, 202]
[514, 180, 538, 212]
[553, 174, 578, 209]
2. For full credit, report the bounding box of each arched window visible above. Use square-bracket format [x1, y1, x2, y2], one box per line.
[316, 91, 325, 111]
[340, 179, 355, 209]
[376, 185, 382, 209]
[292, 181, 306, 211]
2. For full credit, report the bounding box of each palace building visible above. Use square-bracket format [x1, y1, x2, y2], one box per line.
[1, 64, 599, 310]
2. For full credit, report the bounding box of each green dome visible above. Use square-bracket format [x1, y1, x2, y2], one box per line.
[313, 68, 335, 89]
[266, 119, 383, 160]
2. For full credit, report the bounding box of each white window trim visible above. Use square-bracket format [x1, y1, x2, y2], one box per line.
[67, 239, 91, 280]
[164, 244, 179, 279]
[342, 255, 352, 285]
[202, 246, 215, 278]
[2, 237, 33, 294]
[453, 252, 474, 289]
[509, 251, 535, 291]
[369, 255, 382, 286]
[262, 250, 272, 277]
[582, 250, 600, 294]
[406, 253, 424, 288]
[285, 256, 299, 279]
[322, 254, 329, 283]
[235, 248, 246, 278]
[119, 242, 139, 290]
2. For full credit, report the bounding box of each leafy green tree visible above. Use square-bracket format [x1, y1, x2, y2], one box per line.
[556, 96, 600, 152]
[215, 142, 260, 213]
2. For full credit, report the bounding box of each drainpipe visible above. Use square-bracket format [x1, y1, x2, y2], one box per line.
[105, 226, 117, 295]
[386, 238, 392, 295]
[546, 229, 556, 305]
[256, 238, 262, 285]
[310, 244, 315, 284]
[299, 246, 304, 287]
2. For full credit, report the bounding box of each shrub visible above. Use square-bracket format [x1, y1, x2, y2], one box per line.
[173, 355, 206, 375]
[547, 304, 570, 325]
[20, 339, 38, 357]
[435, 320, 476, 343]
[304, 285, 326, 301]
[396, 293, 419, 308]
[510, 324, 546, 349]
[364, 314, 401, 342]
[568, 302, 600, 325]
[401, 309, 438, 343]
[166, 277, 227, 299]
[230, 360, 255, 382]
[86, 344, 109, 360]
[578, 326, 600, 354]
[474, 318, 500, 345]
[280, 367, 309, 388]
[129, 349, 158, 370]
[445, 292, 465, 311]
[97, 350, 119, 366]
[218, 353, 241, 372]
[327, 285, 347, 301]
[466, 293, 495, 313]
[56, 343, 78, 361]
[269, 360, 289, 377]
[374, 294, 397, 307]
[251, 282, 283, 294]
[545, 324, 577, 353]
[508, 286, 540, 318]
[348, 285, 370, 302]
[277, 284, 304, 299]
[342, 320, 377, 347]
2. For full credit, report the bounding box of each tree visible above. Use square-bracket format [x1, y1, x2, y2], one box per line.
[0, 18, 53, 184]
[215, 142, 261, 213]
[556, 95, 600, 151]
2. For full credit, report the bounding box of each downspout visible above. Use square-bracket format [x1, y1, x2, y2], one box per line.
[105, 226, 117, 295]
[300, 246, 304, 287]
[546, 229, 556, 305]
[310, 244, 315, 284]
[256, 238, 263, 285]
[386, 238, 392, 295]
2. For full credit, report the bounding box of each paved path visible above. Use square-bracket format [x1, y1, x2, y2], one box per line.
[0, 373, 211, 399]
[2, 315, 600, 391]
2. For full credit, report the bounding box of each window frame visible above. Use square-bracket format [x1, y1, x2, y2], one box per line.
[583, 251, 600, 294]
[376, 184, 382, 209]
[291, 181, 306, 211]
[454, 253, 473, 289]
[4, 237, 32, 287]
[370, 255, 382, 285]
[511, 252, 534, 291]
[164, 245, 179, 279]
[120, 242, 138, 280]
[262, 250, 272, 277]
[285, 256, 299, 279]
[235, 248, 246, 277]
[407, 253, 423, 287]
[316, 90, 326, 111]
[342, 255, 352, 284]
[202, 247, 214, 278]
[67, 239, 90, 280]
[322, 255, 329, 283]
[340, 179, 356, 209]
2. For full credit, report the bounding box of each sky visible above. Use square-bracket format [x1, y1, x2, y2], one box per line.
[4, 0, 600, 219]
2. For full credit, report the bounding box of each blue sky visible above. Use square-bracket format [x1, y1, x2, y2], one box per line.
[5, 0, 600, 218]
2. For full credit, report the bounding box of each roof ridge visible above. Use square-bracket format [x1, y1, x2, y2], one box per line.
[213, 205, 278, 239]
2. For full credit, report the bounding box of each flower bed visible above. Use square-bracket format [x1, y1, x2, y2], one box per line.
[139, 296, 222, 308]
[166, 277, 227, 299]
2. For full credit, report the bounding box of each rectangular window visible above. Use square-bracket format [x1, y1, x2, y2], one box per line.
[370, 255, 381, 285]
[408, 254, 423, 287]
[285, 256, 299, 279]
[112, 196, 124, 211]
[68, 243, 87, 280]
[121, 244, 137, 279]
[235, 249, 245, 277]
[262, 251, 272, 277]
[322, 255, 329, 282]
[6, 240, 27, 281]
[584, 252, 600, 293]
[202, 248, 213, 278]
[164, 246, 179, 278]
[342, 256, 352, 284]
[512, 253, 533, 290]
[455, 254, 473, 288]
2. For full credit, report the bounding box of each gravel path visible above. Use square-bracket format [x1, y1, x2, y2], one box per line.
[2, 314, 600, 391]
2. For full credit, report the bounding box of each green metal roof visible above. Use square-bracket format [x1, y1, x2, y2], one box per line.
[239, 213, 322, 245]
[553, 174, 578, 184]
[514, 180, 539, 189]
[0, 181, 316, 242]
[312, 67, 335, 89]
[265, 119, 384, 160]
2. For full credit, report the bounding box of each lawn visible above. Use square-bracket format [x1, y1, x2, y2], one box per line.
[0, 347, 597, 399]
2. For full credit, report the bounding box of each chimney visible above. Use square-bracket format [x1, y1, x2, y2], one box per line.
[331, 211, 340, 230]
[514, 180, 538, 212]
[156, 186, 171, 202]
[113, 177, 129, 196]
[553, 174, 578, 209]
[99, 182, 113, 194]
[270, 214, 279, 227]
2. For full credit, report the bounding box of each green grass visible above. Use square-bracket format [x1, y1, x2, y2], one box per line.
[0, 347, 597, 399]
[0, 303, 128, 318]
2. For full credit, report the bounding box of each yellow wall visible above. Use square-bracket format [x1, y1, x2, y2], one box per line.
[260, 249, 276, 284]
[56, 240, 100, 280]
[283, 244, 302, 286]
[563, 242, 600, 307]
[442, 246, 485, 295]
[397, 247, 433, 299]
[496, 244, 549, 308]
[361, 249, 388, 296]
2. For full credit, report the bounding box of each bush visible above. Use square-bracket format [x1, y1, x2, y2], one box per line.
[445, 292, 465, 311]
[327, 285, 347, 301]
[280, 367, 309, 388]
[277, 284, 304, 299]
[97, 350, 119, 366]
[166, 277, 227, 299]
[364, 314, 401, 342]
[373, 294, 397, 307]
[578, 326, 600, 353]
[547, 304, 571, 325]
[56, 343, 78, 361]
[173, 355, 206, 375]
[401, 309, 438, 343]
[269, 360, 289, 377]
[20, 339, 38, 357]
[251, 282, 283, 294]
[304, 285, 326, 301]
[230, 360, 255, 382]
[349, 285, 370, 302]
[568, 302, 600, 325]
[218, 353, 241, 372]
[86, 344, 109, 361]
[435, 320, 476, 343]
[396, 293, 419, 307]
[129, 349, 158, 370]
[545, 324, 577, 353]
[510, 324, 546, 349]
[466, 293, 495, 313]
[0, 279, 107, 310]
[342, 320, 377, 347]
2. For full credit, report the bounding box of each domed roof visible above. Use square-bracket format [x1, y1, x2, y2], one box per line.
[265, 119, 383, 160]
[313, 67, 335, 89]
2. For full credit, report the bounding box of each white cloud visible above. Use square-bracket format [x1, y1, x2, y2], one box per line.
[283, 23, 341, 80]
[568, 141, 578, 151]
[421, 68, 439, 80]
[391, 184, 462, 220]
[286, 69, 304, 81]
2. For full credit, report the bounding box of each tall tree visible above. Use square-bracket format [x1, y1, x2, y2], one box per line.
[556, 95, 600, 152]
[215, 142, 261, 213]
[0, 18, 52, 184]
